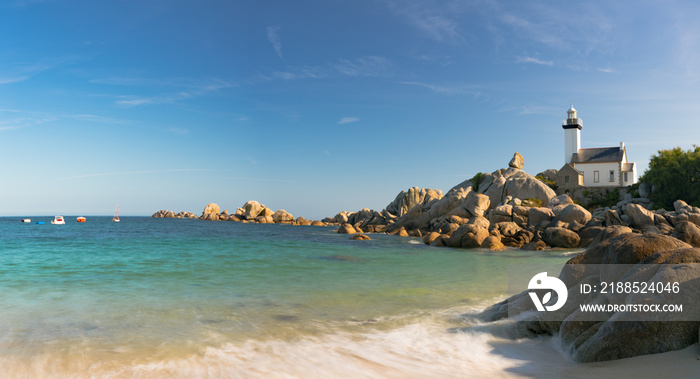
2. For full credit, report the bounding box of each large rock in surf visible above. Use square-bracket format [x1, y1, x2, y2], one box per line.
[480, 232, 699, 363]
[542, 227, 580, 248]
[337, 224, 357, 234]
[447, 224, 489, 248]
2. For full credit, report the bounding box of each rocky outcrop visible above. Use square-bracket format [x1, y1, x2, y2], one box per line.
[152, 210, 198, 219]
[542, 227, 580, 248]
[624, 203, 655, 229]
[508, 152, 524, 169]
[547, 194, 574, 208]
[385, 187, 443, 218]
[528, 207, 554, 228]
[447, 224, 488, 248]
[481, 235, 505, 250]
[503, 175, 556, 206]
[350, 233, 371, 240]
[554, 204, 592, 226]
[295, 216, 312, 226]
[202, 203, 220, 217]
[672, 221, 700, 247]
[272, 209, 295, 224]
[464, 193, 490, 218]
[242, 201, 264, 219]
[337, 224, 357, 234]
[154, 201, 324, 226]
[376, 155, 556, 239]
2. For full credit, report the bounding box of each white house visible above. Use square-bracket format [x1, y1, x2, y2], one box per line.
[557, 103, 637, 189]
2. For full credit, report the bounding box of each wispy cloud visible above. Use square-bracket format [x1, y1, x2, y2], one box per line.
[516, 56, 553, 66]
[333, 56, 392, 77]
[337, 117, 359, 124]
[64, 114, 130, 124]
[89, 77, 166, 86]
[0, 76, 30, 84]
[598, 67, 616, 73]
[267, 26, 283, 60]
[497, 3, 616, 56]
[259, 56, 393, 82]
[116, 97, 158, 107]
[167, 127, 189, 135]
[109, 78, 236, 107]
[270, 66, 326, 81]
[399, 81, 480, 96]
[384, 0, 464, 43]
[0, 110, 57, 131]
[61, 169, 215, 180]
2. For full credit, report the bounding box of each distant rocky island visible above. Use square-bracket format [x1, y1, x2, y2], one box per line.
[152, 201, 325, 226]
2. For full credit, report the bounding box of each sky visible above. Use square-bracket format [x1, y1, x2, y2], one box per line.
[1, 0, 699, 219]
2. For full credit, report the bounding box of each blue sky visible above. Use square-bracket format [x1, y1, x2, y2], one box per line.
[2, 0, 699, 218]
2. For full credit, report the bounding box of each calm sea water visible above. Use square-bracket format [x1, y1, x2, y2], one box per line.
[0, 216, 644, 378]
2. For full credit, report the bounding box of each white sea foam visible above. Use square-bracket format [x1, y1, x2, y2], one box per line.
[129, 321, 529, 378]
[2, 308, 699, 378]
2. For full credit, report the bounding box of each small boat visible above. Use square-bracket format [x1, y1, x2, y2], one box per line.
[113, 204, 120, 222]
[35, 221, 45, 225]
[77, 217, 87, 223]
[51, 216, 65, 225]
[21, 218, 31, 223]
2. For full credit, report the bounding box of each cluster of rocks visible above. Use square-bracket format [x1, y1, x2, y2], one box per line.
[328, 153, 700, 252]
[152, 201, 326, 226]
[322, 187, 444, 233]
[151, 210, 198, 219]
[480, 226, 700, 362]
[329, 153, 570, 249]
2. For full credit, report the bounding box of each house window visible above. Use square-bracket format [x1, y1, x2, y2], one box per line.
[564, 175, 570, 184]
[609, 170, 615, 182]
[594, 171, 599, 183]
[624, 172, 628, 182]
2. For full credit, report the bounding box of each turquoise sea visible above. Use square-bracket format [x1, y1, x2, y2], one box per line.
[2, 217, 688, 378]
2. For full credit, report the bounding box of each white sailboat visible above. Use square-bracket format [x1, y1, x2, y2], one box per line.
[113, 204, 120, 222]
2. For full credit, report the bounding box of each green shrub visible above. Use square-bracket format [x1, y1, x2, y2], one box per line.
[536, 175, 558, 190]
[641, 146, 700, 209]
[586, 188, 621, 209]
[472, 172, 485, 191]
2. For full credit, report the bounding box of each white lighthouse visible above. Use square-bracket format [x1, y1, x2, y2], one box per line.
[562, 101, 582, 164]
[556, 103, 638, 190]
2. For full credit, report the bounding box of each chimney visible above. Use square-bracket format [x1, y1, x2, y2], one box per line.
[620, 142, 625, 151]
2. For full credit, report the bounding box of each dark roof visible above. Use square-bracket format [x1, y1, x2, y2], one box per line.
[571, 147, 624, 163]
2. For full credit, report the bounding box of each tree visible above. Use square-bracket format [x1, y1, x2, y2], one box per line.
[641, 146, 700, 210]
